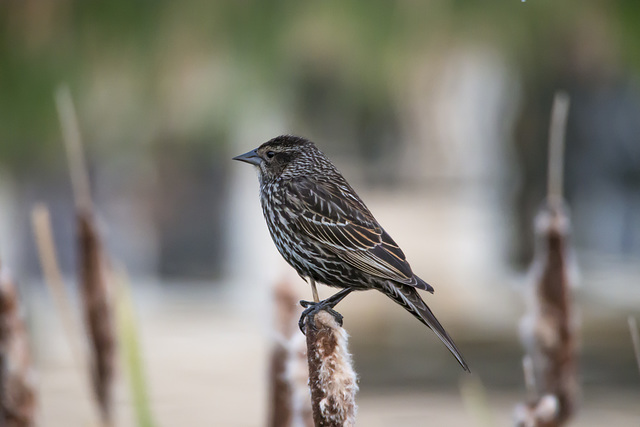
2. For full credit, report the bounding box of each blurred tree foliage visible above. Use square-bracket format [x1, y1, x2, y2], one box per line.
[0, 0, 638, 171]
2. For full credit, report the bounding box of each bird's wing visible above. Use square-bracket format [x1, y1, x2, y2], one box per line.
[289, 177, 425, 287]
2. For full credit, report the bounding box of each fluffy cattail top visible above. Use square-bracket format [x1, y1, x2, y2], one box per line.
[305, 310, 358, 427]
[0, 266, 37, 427]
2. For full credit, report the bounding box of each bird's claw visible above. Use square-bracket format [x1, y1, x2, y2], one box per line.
[300, 300, 312, 309]
[298, 299, 344, 333]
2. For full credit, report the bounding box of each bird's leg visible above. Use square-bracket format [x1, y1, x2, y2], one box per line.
[299, 288, 353, 333]
[310, 277, 320, 303]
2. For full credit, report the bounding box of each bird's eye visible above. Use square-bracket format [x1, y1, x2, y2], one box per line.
[266, 151, 276, 159]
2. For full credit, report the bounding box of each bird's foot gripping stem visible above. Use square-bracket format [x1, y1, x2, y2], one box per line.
[298, 288, 352, 333]
[298, 300, 344, 332]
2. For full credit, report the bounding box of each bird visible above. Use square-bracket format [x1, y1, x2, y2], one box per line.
[233, 135, 470, 372]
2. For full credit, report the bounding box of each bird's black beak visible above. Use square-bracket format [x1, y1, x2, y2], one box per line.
[233, 149, 262, 166]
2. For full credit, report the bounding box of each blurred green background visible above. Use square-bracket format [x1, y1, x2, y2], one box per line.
[1, 0, 639, 425]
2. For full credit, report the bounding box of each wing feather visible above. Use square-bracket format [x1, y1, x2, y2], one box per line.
[289, 177, 421, 285]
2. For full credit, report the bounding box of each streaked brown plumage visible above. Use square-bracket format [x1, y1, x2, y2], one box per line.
[234, 135, 469, 372]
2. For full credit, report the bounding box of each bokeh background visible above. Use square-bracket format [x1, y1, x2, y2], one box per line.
[1, 0, 640, 425]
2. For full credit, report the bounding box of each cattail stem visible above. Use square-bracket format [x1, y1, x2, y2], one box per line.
[0, 265, 37, 426]
[55, 85, 93, 212]
[628, 316, 640, 376]
[547, 92, 570, 207]
[304, 310, 358, 427]
[31, 205, 86, 373]
[113, 267, 155, 427]
[522, 355, 536, 399]
[269, 278, 313, 427]
[460, 376, 496, 427]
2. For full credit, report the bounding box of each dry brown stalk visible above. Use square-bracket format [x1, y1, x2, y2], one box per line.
[269, 278, 313, 427]
[0, 264, 37, 427]
[77, 208, 116, 424]
[31, 205, 86, 371]
[304, 310, 358, 427]
[269, 279, 296, 427]
[629, 317, 640, 376]
[55, 85, 93, 212]
[547, 92, 570, 207]
[515, 92, 578, 427]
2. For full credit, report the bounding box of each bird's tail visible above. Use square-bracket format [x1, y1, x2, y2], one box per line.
[382, 282, 470, 372]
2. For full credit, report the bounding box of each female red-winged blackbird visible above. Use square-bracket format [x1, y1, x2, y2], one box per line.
[234, 135, 469, 372]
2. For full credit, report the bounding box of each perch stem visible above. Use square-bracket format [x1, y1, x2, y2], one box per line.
[304, 310, 357, 427]
[628, 316, 640, 375]
[547, 91, 570, 207]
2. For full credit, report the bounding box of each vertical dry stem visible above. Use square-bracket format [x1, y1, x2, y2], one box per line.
[31, 205, 86, 371]
[629, 317, 640, 376]
[269, 279, 313, 427]
[304, 310, 358, 427]
[0, 265, 37, 427]
[55, 85, 93, 212]
[547, 92, 570, 207]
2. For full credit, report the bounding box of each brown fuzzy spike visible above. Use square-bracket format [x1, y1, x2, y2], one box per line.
[516, 92, 579, 427]
[517, 204, 579, 426]
[0, 265, 37, 427]
[77, 209, 116, 424]
[305, 310, 358, 427]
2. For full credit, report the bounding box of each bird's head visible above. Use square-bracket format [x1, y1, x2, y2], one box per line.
[233, 135, 319, 182]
